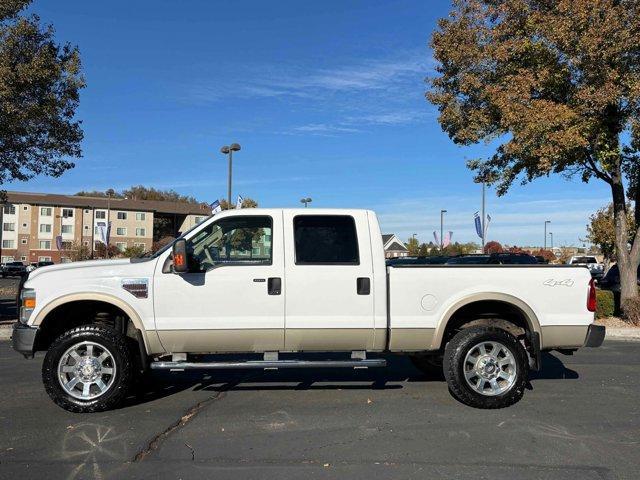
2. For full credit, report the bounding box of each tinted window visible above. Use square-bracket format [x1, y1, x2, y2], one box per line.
[187, 216, 272, 271]
[294, 215, 359, 265]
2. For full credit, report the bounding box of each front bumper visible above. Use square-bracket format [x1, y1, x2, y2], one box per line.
[11, 323, 38, 357]
[584, 324, 606, 348]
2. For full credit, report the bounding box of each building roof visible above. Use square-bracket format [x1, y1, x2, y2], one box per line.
[382, 234, 393, 244]
[6, 191, 211, 216]
[386, 241, 408, 252]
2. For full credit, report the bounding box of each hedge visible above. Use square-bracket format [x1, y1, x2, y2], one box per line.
[596, 289, 615, 319]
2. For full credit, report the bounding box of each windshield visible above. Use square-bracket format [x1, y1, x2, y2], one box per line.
[137, 214, 213, 259]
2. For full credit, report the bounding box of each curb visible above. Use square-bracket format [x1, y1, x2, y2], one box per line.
[0, 326, 12, 341]
[606, 328, 640, 341]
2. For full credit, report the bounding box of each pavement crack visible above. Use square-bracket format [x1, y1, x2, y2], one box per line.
[131, 391, 226, 463]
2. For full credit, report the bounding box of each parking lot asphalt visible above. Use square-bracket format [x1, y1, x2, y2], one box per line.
[1, 340, 639, 480]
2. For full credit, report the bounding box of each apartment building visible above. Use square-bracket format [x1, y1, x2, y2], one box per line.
[0, 192, 211, 264]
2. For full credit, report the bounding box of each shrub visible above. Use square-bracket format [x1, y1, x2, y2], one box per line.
[622, 297, 640, 326]
[595, 290, 615, 319]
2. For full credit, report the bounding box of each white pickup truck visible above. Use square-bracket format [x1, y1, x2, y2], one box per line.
[12, 209, 605, 412]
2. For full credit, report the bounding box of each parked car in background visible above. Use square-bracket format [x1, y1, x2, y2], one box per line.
[567, 256, 604, 279]
[445, 253, 538, 265]
[445, 255, 490, 265]
[1, 261, 27, 278]
[25, 261, 54, 273]
[597, 264, 640, 291]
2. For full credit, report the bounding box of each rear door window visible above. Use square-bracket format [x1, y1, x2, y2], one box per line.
[293, 215, 359, 265]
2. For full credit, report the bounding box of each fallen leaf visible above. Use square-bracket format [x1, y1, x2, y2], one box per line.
[367, 398, 372, 404]
[323, 463, 330, 468]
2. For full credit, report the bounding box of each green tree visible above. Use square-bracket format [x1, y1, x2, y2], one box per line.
[428, 0, 640, 309]
[0, 1, 84, 198]
[418, 243, 431, 256]
[75, 186, 204, 205]
[406, 236, 420, 256]
[586, 203, 636, 262]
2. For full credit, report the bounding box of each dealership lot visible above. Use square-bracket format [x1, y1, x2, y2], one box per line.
[0, 340, 638, 479]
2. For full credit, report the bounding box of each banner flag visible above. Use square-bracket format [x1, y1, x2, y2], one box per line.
[236, 195, 244, 209]
[474, 212, 483, 239]
[210, 200, 222, 214]
[433, 231, 439, 245]
[443, 231, 453, 248]
[55, 235, 63, 250]
[95, 221, 111, 245]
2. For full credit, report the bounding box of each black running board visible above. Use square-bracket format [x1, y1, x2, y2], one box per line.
[150, 359, 387, 371]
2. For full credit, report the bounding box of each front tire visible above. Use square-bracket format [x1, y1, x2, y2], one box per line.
[42, 325, 133, 413]
[444, 326, 528, 409]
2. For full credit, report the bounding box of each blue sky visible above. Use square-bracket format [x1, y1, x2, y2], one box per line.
[15, 0, 611, 247]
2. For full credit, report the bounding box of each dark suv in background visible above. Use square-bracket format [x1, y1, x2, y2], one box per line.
[598, 264, 640, 291]
[1, 261, 27, 278]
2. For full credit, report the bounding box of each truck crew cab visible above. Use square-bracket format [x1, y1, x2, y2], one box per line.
[12, 209, 605, 412]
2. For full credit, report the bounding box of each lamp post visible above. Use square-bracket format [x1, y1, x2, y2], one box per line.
[544, 220, 551, 250]
[300, 197, 312, 208]
[440, 210, 447, 252]
[220, 143, 241, 206]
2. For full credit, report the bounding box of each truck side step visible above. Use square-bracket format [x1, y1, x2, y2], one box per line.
[150, 358, 387, 371]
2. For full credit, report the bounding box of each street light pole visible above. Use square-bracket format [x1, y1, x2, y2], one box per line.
[221, 143, 241, 206]
[440, 209, 447, 252]
[300, 197, 312, 208]
[544, 220, 551, 250]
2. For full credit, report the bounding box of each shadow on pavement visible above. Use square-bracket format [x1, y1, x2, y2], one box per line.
[123, 351, 578, 408]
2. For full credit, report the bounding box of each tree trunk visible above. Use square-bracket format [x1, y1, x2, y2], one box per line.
[611, 172, 640, 307]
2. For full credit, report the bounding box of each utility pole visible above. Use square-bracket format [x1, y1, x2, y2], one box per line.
[544, 220, 551, 250]
[221, 143, 241, 206]
[440, 210, 447, 252]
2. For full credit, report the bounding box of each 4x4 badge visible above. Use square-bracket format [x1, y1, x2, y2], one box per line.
[543, 279, 574, 287]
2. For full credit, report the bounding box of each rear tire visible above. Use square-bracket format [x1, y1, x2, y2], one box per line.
[42, 325, 133, 413]
[444, 326, 528, 409]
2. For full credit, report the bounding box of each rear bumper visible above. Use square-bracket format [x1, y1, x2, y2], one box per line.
[11, 323, 38, 357]
[584, 324, 606, 348]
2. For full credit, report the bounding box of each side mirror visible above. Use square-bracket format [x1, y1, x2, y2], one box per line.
[172, 239, 188, 273]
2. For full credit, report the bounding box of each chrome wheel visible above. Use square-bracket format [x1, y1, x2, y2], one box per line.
[57, 341, 117, 400]
[463, 341, 517, 396]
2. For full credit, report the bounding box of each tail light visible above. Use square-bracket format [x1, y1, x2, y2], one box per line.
[587, 278, 597, 312]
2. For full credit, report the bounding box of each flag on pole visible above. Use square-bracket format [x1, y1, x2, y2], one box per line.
[443, 231, 453, 248]
[210, 200, 222, 214]
[433, 231, 439, 245]
[474, 212, 483, 239]
[236, 194, 244, 209]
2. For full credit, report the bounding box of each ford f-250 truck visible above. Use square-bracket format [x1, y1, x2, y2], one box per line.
[12, 209, 605, 412]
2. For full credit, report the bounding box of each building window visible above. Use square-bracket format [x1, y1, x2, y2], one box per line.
[84, 209, 90, 213]
[116, 242, 127, 252]
[3, 204, 16, 215]
[293, 215, 359, 265]
[21, 239, 27, 245]
[38, 256, 52, 262]
[135, 228, 146, 237]
[23, 206, 28, 211]
[22, 223, 27, 228]
[40, 207, 52, 216]
[61, 241, 73, 250]
[39, 240, 51, 250]
[84, 225, 89, 230]
[95, 210, 106, 219]
[2, 240, 14, 248]
[83, 241, 89, 246]
[61, 225, 73, 234]
[195, 216, 205, 224]
[136, 212, 146, 221]
[39, 224, 52, 233]
[1, 256, 15, 263]
[62, 208, 74, 218]
[20, 256, 27, 261]
[116, 227, 127, 236]
[117, 212, 127, 220]
[134, 242, 145, 249]
[60, 257, 71, 263]
[3, 223, 15, 231]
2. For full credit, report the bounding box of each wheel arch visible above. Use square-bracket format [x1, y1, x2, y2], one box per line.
[432, 293, 542, 350]
[32, 293, 155, 354]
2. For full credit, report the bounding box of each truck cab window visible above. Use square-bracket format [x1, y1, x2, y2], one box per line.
[187, 216, 272, 271]
[294, 215, 359, 265]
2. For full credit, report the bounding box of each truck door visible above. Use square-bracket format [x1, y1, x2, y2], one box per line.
[153, 212, 285, 352]
[282, 211, 375, 351]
